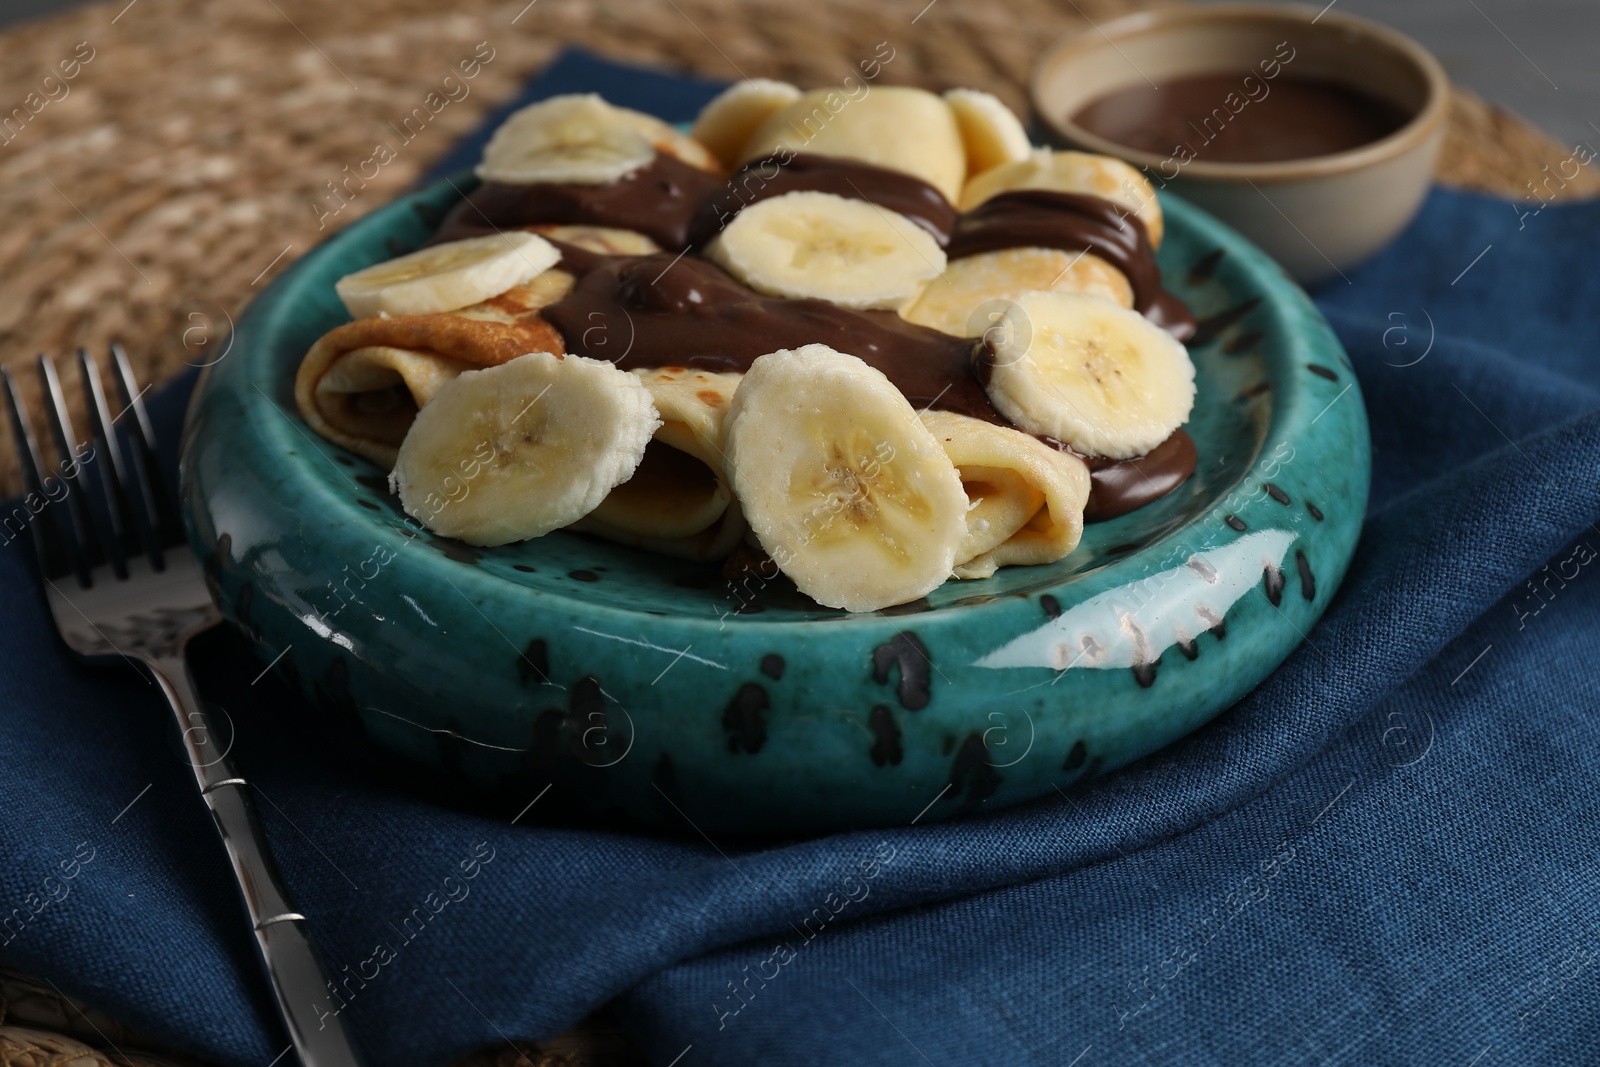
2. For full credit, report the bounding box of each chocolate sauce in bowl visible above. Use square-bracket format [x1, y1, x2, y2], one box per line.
[688, 154, 959, 246]
[1071, 74, 1412, 163]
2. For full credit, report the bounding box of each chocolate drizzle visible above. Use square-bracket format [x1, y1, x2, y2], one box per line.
[543, 237, 623, 276]
[543, 254, 998, 421]
[688, 154, 959, 246]
[432, 151, 1200, 521]
[434, 154, 726, 250]
[950, 190, 1195, 340]
[542, 254, 1194, 518]
[1078, 430, 1197, 523]
[1032, 430, 1197, 522]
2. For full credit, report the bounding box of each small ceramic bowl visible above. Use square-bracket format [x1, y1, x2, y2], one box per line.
[1031, 3, 1449, 285]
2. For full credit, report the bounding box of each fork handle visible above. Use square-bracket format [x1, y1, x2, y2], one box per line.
[148, 652, 368, 1067]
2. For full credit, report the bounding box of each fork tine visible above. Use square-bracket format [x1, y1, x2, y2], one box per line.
[81, 348, 157, 572]
[109, 341, 157, 451]
[73, 348, 132, 579]
[2, 365, 81, 584]
[109, 341, 173, 566]
[35, 354, 102, 586]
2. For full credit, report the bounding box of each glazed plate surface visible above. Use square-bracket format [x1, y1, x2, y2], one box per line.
[181, 174, 1369, 834]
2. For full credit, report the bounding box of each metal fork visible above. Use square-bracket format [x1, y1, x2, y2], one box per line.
[2, 345, 366, 1067]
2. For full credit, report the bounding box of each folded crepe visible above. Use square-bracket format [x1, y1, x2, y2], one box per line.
[569, 368, 749, 561]
[294, 270, 574, 468]
[296, 216, 1089, 572]
[295, 251, 747, 561]
[920, 411, 1091, 580]
[295, 224, 660, 468]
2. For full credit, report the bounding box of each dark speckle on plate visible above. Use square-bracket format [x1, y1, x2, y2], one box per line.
[1189, 297, 1261, 348]
[1296, 550, 1316, 601]
[1188, 248, 1224, 283]
[871, 632, 933, 710]
[425, 537, 481, 565]
[723, 683, 768, 754]
[518, 639, 550, 686]
[1263, 562, 1286, 606]
[948, 732, 1000, 807]
[1225, 330, 1264, 354]
[868, 705, 902, 767]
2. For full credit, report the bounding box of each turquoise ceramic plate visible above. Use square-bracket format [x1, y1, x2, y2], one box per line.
[181, 174, 1369, 834]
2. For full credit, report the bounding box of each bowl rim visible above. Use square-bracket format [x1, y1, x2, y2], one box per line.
[1029, 1, 1451, 183]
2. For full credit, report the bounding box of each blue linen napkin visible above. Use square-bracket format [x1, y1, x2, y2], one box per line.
[3, 49, 1599, 1067]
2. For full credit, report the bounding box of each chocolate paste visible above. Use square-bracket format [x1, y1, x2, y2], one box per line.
[951, 190, 1196, 340]
[543, 255, 1195, 517]
[687, 154, 959, 246]
[435, 152, 1199, 519]
[1074, 428, 1196, 523]
[543, 254, 998, 421]
[1071, 74, 1412, 163]
[434, 154, 726, 250]
[544, 238, 621, 276]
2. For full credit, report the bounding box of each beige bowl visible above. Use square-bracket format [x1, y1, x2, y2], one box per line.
[1031, 3, 1449, 285]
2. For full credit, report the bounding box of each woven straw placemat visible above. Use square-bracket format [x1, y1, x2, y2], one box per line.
[0, 0, 1594, 1062]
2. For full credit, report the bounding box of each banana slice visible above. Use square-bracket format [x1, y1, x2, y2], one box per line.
[985, 290, 1195, 459]
[619, 109, 723, 173]
[478, 94, 658, 185]
[691, 79, 801, 169]
[738, 87, 967, 204]
[392, 351, 660, 546]
[528, 224, 662, 258]
[960, 149, 1164, 248]
[724, 344, 968, 612]
[902, 246, 1134, 337]
[705, 190, 946, 310]
[944, 89, 1031, 178]
[334, 233, 559, 319]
